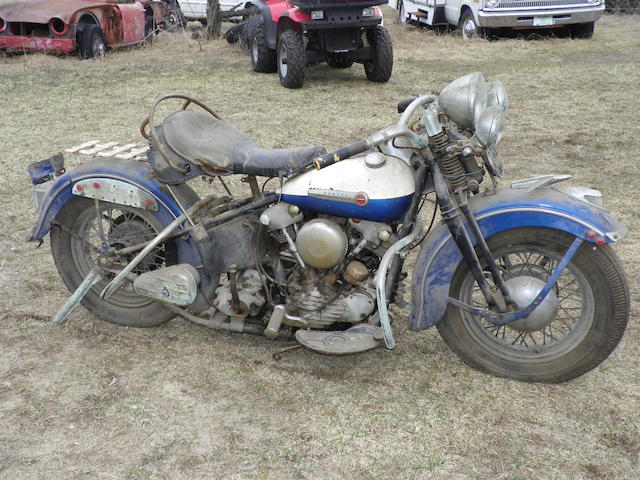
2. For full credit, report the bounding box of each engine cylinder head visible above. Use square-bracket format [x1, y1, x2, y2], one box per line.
[295, 218, 348, 270]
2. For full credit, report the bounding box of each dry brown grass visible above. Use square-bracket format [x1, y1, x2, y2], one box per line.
[1, 11, 639, 480]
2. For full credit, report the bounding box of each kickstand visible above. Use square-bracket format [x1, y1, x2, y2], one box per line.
[272, 344, 302, 361]
[52, 268, 102, 324]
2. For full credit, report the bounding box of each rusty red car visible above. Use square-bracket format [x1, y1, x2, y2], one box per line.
[0, 0, 167, 58]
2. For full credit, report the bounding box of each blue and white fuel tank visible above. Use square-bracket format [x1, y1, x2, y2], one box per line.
[280, 153, 415, 222]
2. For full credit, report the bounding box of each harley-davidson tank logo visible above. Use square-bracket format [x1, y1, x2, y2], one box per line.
[308, 188, 369, 206]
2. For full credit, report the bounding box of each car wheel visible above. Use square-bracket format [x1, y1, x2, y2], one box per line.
[277, 30, 306, 89]
[79, 24, 106, 59]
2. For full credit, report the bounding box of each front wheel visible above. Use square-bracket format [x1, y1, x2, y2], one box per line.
[50, 197, 176, 327]
[277, 30, 306, 89]
[458, 9, 482, 40]
[438, 227, 629, 383]
[78, 24, 106, 59]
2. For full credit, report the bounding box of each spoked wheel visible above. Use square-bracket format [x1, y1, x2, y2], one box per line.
[438, 227, 629, 383]
[277, 30, 306, 89]
[50, 197, 176, 327]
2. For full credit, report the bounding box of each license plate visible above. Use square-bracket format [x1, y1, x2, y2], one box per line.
[533, 16, 555, 27]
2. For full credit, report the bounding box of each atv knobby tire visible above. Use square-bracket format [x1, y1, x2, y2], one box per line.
[249, 16, 276, 72]
[364, 26, 393, 83]
[277, 30, 306, 89]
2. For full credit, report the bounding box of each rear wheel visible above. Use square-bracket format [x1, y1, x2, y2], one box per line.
[78, 24, 106, 59]
[438, 227, 629, 383]
[249, 16, 277, 72]
[277, 30, 306, 89]
[50, 198, 176, 327]
[364, 26, 393, 83]
[568, 22, 595, 39]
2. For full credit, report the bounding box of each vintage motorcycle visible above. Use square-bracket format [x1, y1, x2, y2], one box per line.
[28, 73, 629, 382]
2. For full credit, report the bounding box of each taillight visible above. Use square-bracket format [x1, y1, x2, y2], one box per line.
[49, 17, 68, 36]
[0, 17, 6, 33]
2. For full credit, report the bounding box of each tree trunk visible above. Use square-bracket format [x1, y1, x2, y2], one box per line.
[205, 0, 222, 39]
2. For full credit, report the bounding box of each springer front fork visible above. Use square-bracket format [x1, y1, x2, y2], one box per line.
[429, 159, 582, 326]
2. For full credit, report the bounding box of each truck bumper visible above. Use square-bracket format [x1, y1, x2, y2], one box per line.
[477, 4, 604, 28]
[0, 36, 75, 54]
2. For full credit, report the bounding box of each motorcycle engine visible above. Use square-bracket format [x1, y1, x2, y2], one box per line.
[260, 205, 383, 329]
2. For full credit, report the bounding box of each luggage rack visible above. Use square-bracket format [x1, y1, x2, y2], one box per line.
[64, 140, 149, 160]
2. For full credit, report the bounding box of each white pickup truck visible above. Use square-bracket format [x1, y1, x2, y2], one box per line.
[389, 0, 606, 39]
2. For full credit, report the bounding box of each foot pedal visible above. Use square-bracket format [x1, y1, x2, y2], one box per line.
[295, 324, 383, 355]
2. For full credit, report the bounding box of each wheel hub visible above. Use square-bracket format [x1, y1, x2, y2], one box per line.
[505, 276, 558, 332]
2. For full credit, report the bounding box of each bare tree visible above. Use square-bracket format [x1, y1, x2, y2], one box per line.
[205, 0, 222, 39]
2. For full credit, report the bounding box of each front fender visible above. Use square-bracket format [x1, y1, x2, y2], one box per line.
[410, 185, 627, 331]
[29, 158, 203, 267]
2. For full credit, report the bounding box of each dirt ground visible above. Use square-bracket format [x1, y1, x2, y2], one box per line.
[0, 10, 639, 480]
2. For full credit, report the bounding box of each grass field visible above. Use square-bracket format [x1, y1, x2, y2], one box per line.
[0, 10, 639, 480]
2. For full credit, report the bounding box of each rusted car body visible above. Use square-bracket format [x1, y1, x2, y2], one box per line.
[0, 0, 166, 56]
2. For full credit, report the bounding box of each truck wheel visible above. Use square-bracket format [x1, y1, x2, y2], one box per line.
[250, 16, 277, 73]
[458, 9, 483, 40]
[277, 31, 306, 89]
[364, 26, 393, 83]
[78, 24, 106, 59]
[398, 1, 409, 25]
[327, 54, 353, 69]
[568, 22, 594, 39]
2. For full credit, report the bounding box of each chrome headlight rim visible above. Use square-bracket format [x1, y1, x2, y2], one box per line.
[486, 0, 501, 7]
[438, 72, 488, 131]
[475, 104, 507, 149]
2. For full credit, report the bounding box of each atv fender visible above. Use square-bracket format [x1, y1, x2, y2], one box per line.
[410, 185, 627, 331]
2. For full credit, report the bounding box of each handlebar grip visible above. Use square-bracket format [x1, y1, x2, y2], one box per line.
[397, 96, 417, 113]
[313, 139, 370, 170]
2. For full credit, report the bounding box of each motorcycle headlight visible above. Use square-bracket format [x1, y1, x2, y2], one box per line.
[438, 72, 488, 130]
[486, 80, 508, 114]
[475, 105, 506, 148]
[486, 0, 501, 7]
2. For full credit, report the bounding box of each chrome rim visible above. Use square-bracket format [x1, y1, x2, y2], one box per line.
[279, 42, 288, 77]
[462, 17, 477, 40]
[458, 244, 594, 362]
[93, 37, 106, 57]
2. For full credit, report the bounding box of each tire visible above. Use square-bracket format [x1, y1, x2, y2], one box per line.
[277, 30, 306, 89]
[225, 22, 245, 44]
[327, 55, 353, 69]
[78, 24, 106, 59]
[145, 14, 156, 42]
[458, 9, 483, 40]
[398, 1, 409, 26]
[568, 22, 595, 39]
[364, 26, 393, 83]
[50, 197, 177, 327]
[437, 227, 629, 383]
[249, 16, 277, 72]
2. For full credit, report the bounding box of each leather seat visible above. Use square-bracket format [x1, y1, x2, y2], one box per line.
[154, 110, 326, 179]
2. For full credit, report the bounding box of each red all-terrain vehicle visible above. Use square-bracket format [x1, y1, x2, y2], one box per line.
[247, 0, 392, 88]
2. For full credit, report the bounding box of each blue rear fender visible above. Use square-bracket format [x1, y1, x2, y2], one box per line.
[410, 185, 627, 331]
[29, 157, 204, 269]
